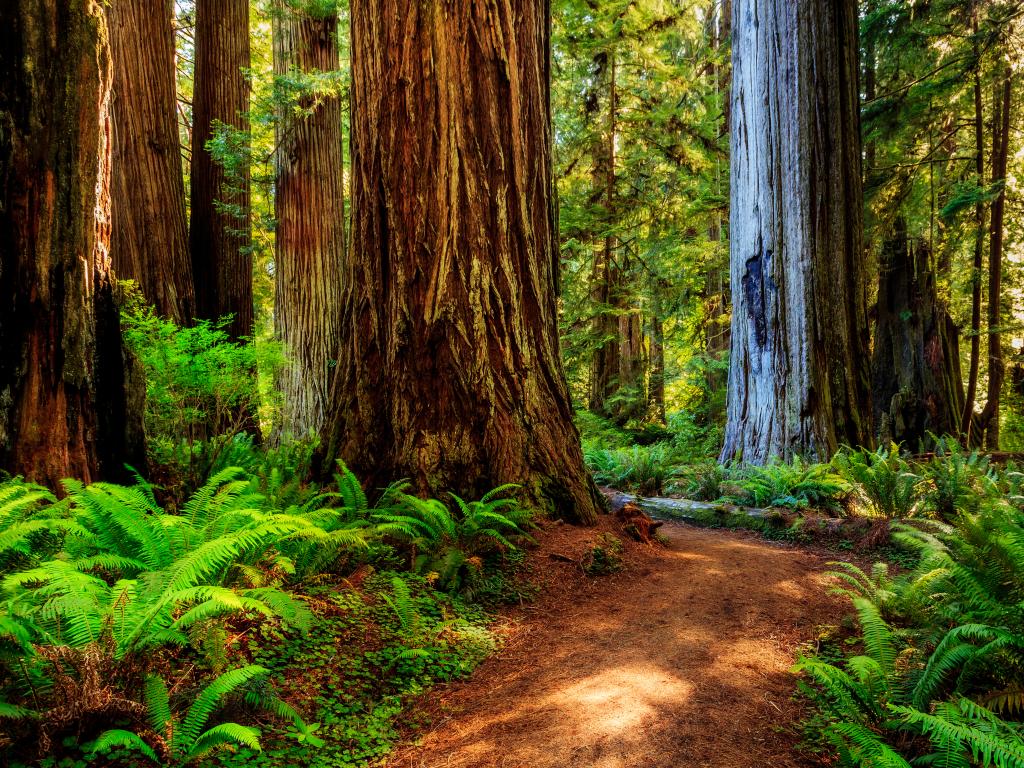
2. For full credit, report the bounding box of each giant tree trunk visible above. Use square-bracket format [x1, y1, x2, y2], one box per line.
[0, 0, 142, 486]
[272, 3, 345, 439]
[319, 0, 601, 524]
[721, 0, 871, 463]
[108, 0, 194, 323]
[190, 0, 253, 341]
[871, 221, 965, 446]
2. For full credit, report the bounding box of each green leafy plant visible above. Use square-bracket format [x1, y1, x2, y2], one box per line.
[919, 435, 998, 521]
[726, 457, 850, 510]
[833, 444, 922, 518]
[92, 665, 317, 765]
[797, 499, 1024, 767]
[373, 486, 529, 591]
[584, 443, 679, 495]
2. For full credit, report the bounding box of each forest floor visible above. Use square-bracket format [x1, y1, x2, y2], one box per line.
[385, 518, 845, 768]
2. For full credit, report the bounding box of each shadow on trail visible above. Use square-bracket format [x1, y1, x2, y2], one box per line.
[387, 524, 842, 768]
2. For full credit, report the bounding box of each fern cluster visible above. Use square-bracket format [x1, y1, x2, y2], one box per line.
[0, 461, 531, 765]
[374, 485, 531, 591]
[796, 498, 1024, 767]
[0, 468, 358, 764]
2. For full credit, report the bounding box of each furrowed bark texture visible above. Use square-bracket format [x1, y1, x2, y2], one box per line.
[190, 0, 253, 340]
[871, 223, 964, 447]
[0, 0, 141, 486]
[321, 0, 601, 524]
[721, 0, 871, 463]
[273, 4, 345, 439]
[108, 0, 194, 323]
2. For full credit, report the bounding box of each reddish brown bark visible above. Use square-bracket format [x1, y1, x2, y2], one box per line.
[108, 0, 194, 323]
[272, 3, 346, 439]
[0, 0, 141, 486]
[319, 0, 601, 524]
[189, 0, 253, 341]
[722, 0, 871, 463]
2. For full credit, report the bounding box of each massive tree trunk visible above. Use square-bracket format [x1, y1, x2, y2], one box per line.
[0, 0, 142, 486]
[190, 0, 253, 341]
[721, 0, 871, 463]
[107, 0, 194, 324]
[871, 221, 965, 447]
[979, 66, 1012, 449]
[272, 2, 345, 439]
[319, 0, 601, 524]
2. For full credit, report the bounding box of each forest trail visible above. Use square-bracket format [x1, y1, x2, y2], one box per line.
[387, 522, 843, 768]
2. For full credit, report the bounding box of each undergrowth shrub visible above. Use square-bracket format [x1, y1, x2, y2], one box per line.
[724, 458, 850, 511]
[584, 443, 679, 495]
[832, 443, 923, 518]
[795, 497, 1024, 767]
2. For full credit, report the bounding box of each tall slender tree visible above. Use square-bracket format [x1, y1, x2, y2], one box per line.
[721, 0, 871, 463]
[272, 1, 346, 439]
[0, 0, 141, 486]
[190, 0, 253, 341]
[108, 0, 194, 323]
[319, 0, 601, 524]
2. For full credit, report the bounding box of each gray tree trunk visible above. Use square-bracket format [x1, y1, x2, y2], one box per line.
[721, 0, 871, 463]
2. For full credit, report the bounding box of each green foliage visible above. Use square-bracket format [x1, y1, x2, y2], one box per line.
[796, 498, 1024, 767]
[584, 442, 679, 495]
[582, 533, 625, 576]
[832, 444, 923, 518]
[919, 436, 998, 521]
[211, 575, 494, 768]
[725, 458, 851, 511]
[120, 293, 284, 488]
[91, 665, 314, 765]
[374, 486, 531, 592]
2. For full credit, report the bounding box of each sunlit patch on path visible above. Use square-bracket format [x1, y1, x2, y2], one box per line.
[386, 523, 842, 768]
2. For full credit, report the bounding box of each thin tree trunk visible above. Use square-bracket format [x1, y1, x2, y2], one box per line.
[190, 0, 253, 342]
[590, 50, 620, 418]
[961, 18, 986, 442]
[721, 0, 871, 463]
[318, 0, 602, 524]
[648, 305, 666, 423]
[979, 66, 1012, 449]
[272, 3, 345, 439]
[0, 0, 142, 486]
[108, 0, 194, 323]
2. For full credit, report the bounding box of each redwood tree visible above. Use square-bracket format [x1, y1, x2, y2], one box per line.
[0, 0, 141, 486]
[319, 0, 601, 524]
[190, 0, 253, 341]
[108, 0, 195, 323]
[721, 0, 871, 463]
[273, 1, 345, 439]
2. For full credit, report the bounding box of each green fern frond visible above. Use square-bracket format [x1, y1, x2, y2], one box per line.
[90, 729, 160, 763]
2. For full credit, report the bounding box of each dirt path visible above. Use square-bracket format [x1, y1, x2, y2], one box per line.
[388, 521, 843, 768]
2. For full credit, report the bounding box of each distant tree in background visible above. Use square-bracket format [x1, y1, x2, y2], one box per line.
[190, 0, 253, 342]
[272, 0, 346, 439]
[108, 0, 195, 324]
